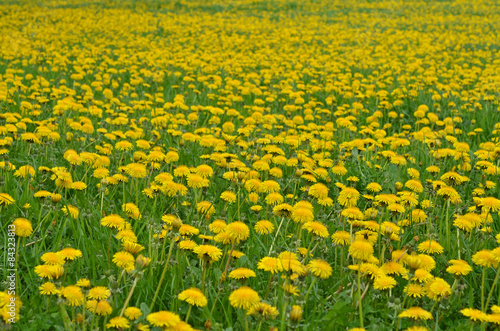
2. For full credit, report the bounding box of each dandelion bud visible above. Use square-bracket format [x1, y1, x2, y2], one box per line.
[133, 153, 142, 162]
[405, 252, 423, 270]
[180, 139, 185, 147]
[135, 254, 151, 270]
[75, 313, 84, 323]
[290, 305, 302, 322]
[237, 172, 245, 180]
[51, 193, 62, 203]
[295, 169, 303, 177]
[204, 319, 212, 330]
[171, 218, 182, 230]
[100, 178, 109, 186]
[269, 328, 278, 331]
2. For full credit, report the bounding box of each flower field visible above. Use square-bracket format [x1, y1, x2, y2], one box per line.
[1, 0, 500, 330]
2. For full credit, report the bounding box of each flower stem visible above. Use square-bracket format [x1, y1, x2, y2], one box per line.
[223, 242, 235, 283]
[120, 277, 139, 317]
[185, 305, 192, 322]
[358, 261, 364, 328]
[107, 231, 112, 270]
[485, 267, 500, 311]
[201, 260, 208, 294]
[304, 277, 317, 302]
[481, 268, 486, 312]
[150, 237, 175, 311]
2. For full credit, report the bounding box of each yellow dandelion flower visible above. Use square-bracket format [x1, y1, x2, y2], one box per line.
[178, 288, 207, 307]
[398, 307, 433, 320]
[229, 286, 260, 310]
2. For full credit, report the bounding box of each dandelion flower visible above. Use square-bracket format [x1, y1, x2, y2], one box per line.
[196, 201, 215, 216]
[332, 231, 351, 246]
[307, 259, 332, 279]
[290, 305, 303, 322]
[12, 218, 33, 237]
[247, 302, 279, 319]
[147, 311, 181, 328]
[254, 220, 274, 235]
[220, 191, 237, 203]
[112, 251, 135, 270]
[0, 193, 15, 205]
[273, 203, 293, 218]
[258, 257, 282, 274]
[58, 248, 83, 261]
[178, 288, 208, 307]
[194, 245, 222, 263]
[480, 197, 500, 213]
[472, 249, 498, 268]
[338, 187, 360, 207]
[225, 221, 250, 243]
[349, 240, 374, 261]
[461, 308, 488, 322]
[417, 240, 444, 254]
[101, 214, 126, 230]
[398, 307, 433, 320]
[87, 286, 111, 300]
[404, 283, 425, 298]
[373, 275, 397, 290]
[303, 221, 329, 238]
[308, 183, 329, 199]
[106, 316, 130, 329]
[124, 307, 142, 320]
[446, 259, 472, 276]
[186, 174, 209, 188]
[86, 299, 112, 316]
[35, 264, 64, 279]
[41, 252, 65, 266]
[229, 286, 260, 310]
[426, 277, 451, 300]
[60, 285, 84, 306]
[39, 282, 59, 295]
[291, 207, 314, 224]
[229, 268, 257, 280]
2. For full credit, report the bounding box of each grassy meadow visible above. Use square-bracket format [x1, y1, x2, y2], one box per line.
[1, 0, 500, 330]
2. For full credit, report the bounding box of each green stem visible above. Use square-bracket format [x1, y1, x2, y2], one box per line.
[445, 200, 451, 250]
[358, 261, 364, 328]
[15, 237, 21, 295]
[182, 304, 192, 323]
[135, 179, 139, 206]
[120, 277, 139, 317]
[304, 277, 317, 302]
[303, 237, 315, 264]
[107, 231, 112, 270]
[264, 274, 274, 299]
[481, 268, 486, 312]
[269, 218, 285, 255]
[59, 302, 72, 331]
[257, 319, 263, 331]
[150, 237, 175, 311]
[280, 300, 288, 331]
[201, 260, 208, 294]
[223, 243, 235, 282]
[340, 246, 344, 281]
[485, 267, 500, 311]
